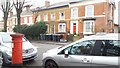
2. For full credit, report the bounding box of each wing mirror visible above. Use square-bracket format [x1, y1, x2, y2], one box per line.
[64, 50, 69, 58]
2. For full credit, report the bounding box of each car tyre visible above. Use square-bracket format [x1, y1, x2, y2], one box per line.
[1, 54, 10, 67]
[45, 60, 58, 68]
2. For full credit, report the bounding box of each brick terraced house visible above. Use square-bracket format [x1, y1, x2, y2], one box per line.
[32, 0, 73, 34]
[7, 5, 33, 32]
[6, 0, 116, 38]
[32, 0, 115, 37]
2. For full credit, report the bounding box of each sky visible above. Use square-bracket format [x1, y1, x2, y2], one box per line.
[0, 0, 120, 24]
[0, 0, 68, 20]
[31, 0, 68, 7]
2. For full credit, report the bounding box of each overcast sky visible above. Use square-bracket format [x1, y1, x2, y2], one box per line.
[31, 0, 68, 7]
[0, 0, 120, 24]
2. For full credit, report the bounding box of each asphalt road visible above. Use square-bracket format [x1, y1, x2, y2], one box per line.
[24, 41, 62, 66]
[1, 41, 63, 68]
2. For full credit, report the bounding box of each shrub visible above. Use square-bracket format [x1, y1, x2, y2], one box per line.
[13, 24, 28, 33]
[13, 21, 47, 40]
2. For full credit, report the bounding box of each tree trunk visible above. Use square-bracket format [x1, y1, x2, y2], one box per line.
[17, 10, 21, 32]
[3, 12, 8, 32]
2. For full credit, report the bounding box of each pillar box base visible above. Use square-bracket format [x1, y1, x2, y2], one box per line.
[12, 63, 23, 68]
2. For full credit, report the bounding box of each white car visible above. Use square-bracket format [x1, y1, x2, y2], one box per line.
[0, 32, 38, 66]
[42, 33, 120, 68]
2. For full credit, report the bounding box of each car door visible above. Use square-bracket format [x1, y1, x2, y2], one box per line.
[91, 40, 119, 68]
[57, 40, 95, 67]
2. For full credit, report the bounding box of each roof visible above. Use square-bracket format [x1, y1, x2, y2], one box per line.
[83, 33, 119, 40]
[21, 10, 32, 16]
[0, 32, 15, 35]
[32, 0, 82, 12]
[10, 10, 32, 18]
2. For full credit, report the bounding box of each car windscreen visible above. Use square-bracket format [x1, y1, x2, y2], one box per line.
[1, 34, 27, 43]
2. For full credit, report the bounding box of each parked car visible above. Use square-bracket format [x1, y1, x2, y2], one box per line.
[0, 52, 2, 67]
[0, 32, 38, 66]
[42, 33, 120, 68]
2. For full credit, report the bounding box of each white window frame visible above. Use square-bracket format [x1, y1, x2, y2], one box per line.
[44, 14, 48, 21]
[24, 17, 27, 24]
[36, 15, 41, 22]
[29, 17, 33, 25]
[85, 5, 94, 17]
[12, 18, 16, 25]
[46, 24, 49, 33]
[83, 20, 94, 34]
[58, 23, 66, 32]
[59, 12, 65, 20]
[51, 13, 56, 21]
[71, 7, 78, 18]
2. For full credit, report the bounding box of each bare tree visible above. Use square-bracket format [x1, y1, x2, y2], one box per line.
[13, 0, 25, 32]
[0, 0, 13, 32]
[34, 12, 39, 23]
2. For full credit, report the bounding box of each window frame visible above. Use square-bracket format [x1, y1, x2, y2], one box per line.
[85, 5, 94, 17]
[51, 13, 56, 21]
[59, 12, 65, 20]
[36, 15, 41, 22]
[84, 20, 94, 34]
[58, 23, 66, 32]
[71, 7, 78, 18]
[29, 16, 33, 25]
[101, 40, 120, 56]
[58, 40, 96, 56]
[44, 14, 48, 21]
[24, 17, 27, 24]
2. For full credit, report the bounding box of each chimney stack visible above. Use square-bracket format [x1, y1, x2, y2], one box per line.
[25, 5, 31, 11]
[45, 1, 50, 7]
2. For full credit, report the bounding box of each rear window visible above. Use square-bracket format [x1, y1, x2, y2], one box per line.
[1, 34, 27, 43]
[102, 40, 120, 56]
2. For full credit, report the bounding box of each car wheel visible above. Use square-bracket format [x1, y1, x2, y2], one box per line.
[1, 53, 9, 66]
[45, 60, 58, 68]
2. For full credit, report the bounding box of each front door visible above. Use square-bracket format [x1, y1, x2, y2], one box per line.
[57, 40, 96, 67]
[70, 21, 78, 34]
[73, 23, 76, 34]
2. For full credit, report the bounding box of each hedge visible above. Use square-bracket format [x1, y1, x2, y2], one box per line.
[13, 21, 47, 40]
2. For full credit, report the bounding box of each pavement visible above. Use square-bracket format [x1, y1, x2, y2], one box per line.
[30, 40, 72, 45]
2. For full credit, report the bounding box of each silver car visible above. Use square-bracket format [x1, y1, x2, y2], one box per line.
[0, 32, 38, 66]
[42, 33, 120, 68]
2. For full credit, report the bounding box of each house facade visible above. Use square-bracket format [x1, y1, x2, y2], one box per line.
[69, 0, 115, 36]
[32, 0, 115, 36]
[32, 1, 71, 34]
[7, 5, 33, 32]
[0, 20, 4, 31]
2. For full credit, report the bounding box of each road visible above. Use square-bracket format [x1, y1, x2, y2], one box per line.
[24, 41, 62, 66]
[1, 41, 63, 68]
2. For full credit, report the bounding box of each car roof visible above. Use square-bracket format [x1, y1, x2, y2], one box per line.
[0, 32, 15, 35]
[83, 33, 119, 41]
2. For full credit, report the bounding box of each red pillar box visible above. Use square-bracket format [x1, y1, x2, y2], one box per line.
[10, 34, 23, 66]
